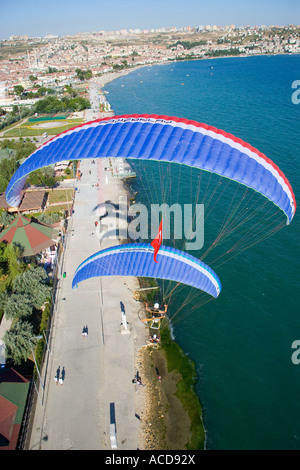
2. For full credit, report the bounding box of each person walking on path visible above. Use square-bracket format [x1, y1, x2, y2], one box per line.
[59, 367, 65, 385]
[82, 325, 88, 338]
[54, 366, 60, 385]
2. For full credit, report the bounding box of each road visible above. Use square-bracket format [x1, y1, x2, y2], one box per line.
[29, 156, 148, 450]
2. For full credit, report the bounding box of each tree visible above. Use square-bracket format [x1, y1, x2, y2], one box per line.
[68, 97, 90, 111]
[3, 320, 38, 365]
[75, 68, 93, 81]
[0, 242, 25, 287]
[47, 66, 59, 73]
[0, 244, 7, 280]
[0, 156, 19, 185]
[34, 95, 90, 114]
[3, 293, 33, 320]
[36, 86, 48, 97]
[64, 85, 77, 98]
[0, 138, 35, 161]
[34, 96, 65, 114]
[26, 169, 43, 186]
[12, 105, 20, 116]
[0, 174, 8, 193]
[26, 166, 57, 188]
[36, 211, 62, 225]
[13, 266, 51, 309]
[13, 85, 24, 96]
[0, 210, 15, 228]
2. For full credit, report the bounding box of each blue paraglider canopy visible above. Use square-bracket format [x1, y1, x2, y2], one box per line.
[72, 243, 222, 298]
[5, 114, 296, 223]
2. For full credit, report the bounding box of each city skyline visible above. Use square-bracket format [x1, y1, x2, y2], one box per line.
[2, 0, 300, 40]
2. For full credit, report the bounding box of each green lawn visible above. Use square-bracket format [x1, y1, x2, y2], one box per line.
[45, 203, 72, 213]
[3, 119, 84, 137]
[47, 188, 73, 204]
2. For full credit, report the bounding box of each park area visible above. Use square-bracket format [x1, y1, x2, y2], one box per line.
[2, 115, 84, 138]
[47, 188, 73, 205]
[46, 188, 74, 213]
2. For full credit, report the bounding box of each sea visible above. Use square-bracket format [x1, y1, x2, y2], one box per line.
[104, 54, 300, 450]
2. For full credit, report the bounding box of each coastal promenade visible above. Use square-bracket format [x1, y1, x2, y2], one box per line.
[28, 152, 148, 450]
[24, 73, 152, 450]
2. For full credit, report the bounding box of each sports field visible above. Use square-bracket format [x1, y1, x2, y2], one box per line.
[3, 117, 84, 137]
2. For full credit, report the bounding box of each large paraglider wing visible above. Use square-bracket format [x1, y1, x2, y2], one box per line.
[71, 243, 222, 298]
[5, 114, 296, 223]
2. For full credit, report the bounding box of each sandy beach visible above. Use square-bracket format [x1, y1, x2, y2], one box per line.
[135, 345, 194, 450]
[91, 64, 151, 88]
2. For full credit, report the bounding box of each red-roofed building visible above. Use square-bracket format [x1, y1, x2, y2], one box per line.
[0, 368, 30, 450]
[0, 396, 18, 447]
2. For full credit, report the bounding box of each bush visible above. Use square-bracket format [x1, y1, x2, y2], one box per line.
[33, 300, 52, 380]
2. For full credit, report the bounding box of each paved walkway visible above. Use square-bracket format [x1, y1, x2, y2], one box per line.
[28, 157, 148, 450]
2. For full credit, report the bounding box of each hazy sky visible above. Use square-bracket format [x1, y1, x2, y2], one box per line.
[1, 0, 300, 39]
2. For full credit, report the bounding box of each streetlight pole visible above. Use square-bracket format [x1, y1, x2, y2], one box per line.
[42, 329, 50, 353]
[30, 336, 44, 406]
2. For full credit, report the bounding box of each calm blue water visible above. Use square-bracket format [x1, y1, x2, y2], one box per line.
[104, 55, 300, 450]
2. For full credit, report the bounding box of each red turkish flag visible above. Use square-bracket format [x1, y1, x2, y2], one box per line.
[151, 219, 163, 263]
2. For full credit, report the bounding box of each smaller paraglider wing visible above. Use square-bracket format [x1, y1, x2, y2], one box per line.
[72, 243, 221, 298]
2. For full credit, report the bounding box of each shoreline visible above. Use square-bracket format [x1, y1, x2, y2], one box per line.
[8, 52, 297, 450]
[97, 70, 206, 449]
[89, 53, 296, 449]
[134, 322, 205, 450]
[95, 52, 298, 90]
[114, 156, 205, 450]
[115, 169, 200, 449]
